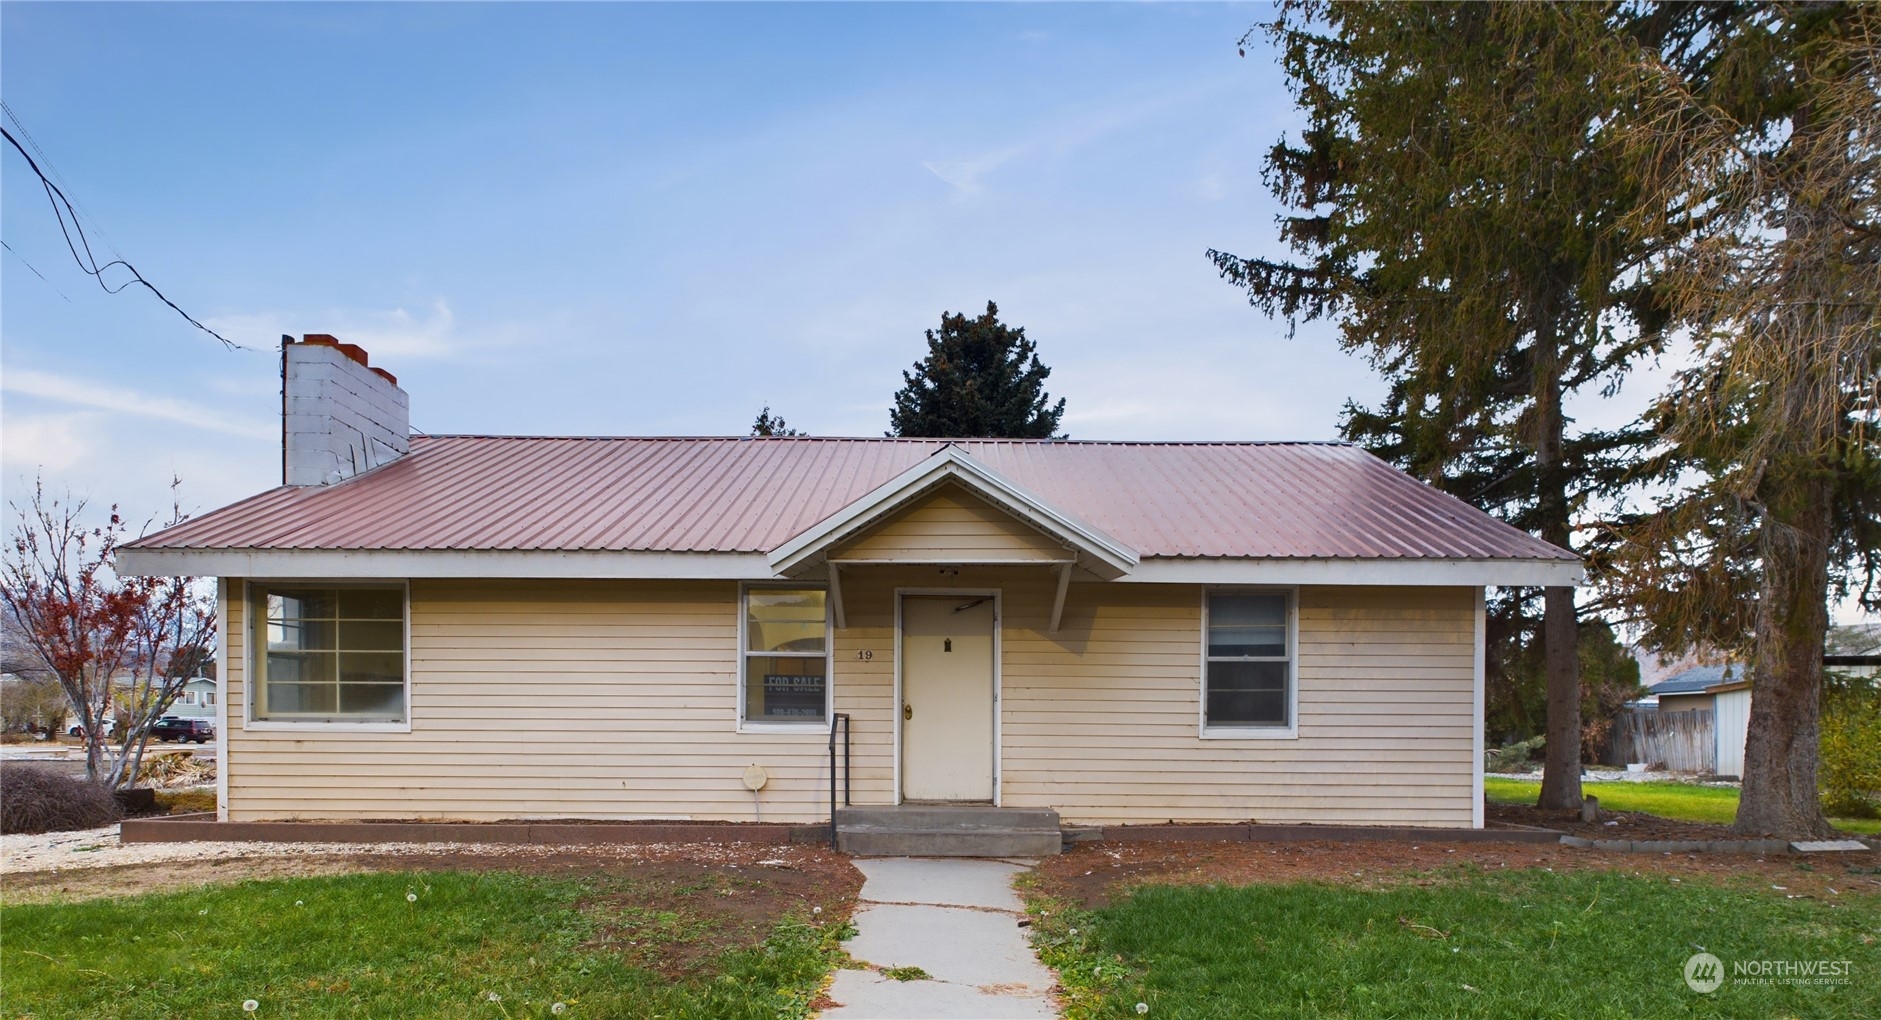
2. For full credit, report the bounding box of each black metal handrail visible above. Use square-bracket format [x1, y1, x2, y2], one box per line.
[828, 712, 851, 850]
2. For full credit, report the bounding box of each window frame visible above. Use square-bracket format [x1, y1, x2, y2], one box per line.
[736, 581, 834, 733]
[245, 580, 412, 733]
[1198, 586, 1299, 739]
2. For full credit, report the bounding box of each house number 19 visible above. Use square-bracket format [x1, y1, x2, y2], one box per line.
[856, 649, 874, 661]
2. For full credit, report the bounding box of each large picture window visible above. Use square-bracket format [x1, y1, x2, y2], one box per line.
[742, 587, 829, 726]
[1204, 591, 1292, 731]
[252, 585, 406, 723]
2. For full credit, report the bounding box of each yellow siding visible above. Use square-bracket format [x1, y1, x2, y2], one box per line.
[225, 579, 895, 822]
[223, 573, 1478, 827]
[999, 581, 1477, 826]
[831, 487, 1072, 563]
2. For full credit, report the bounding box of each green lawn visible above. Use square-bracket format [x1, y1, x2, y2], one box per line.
[1, 870, 844, 1019]
[1031, 869, 1879, 1019]
[1484, 776, 1881, 836]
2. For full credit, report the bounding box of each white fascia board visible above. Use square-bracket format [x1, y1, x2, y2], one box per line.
[116, 548, 1580, 588]
[113, 547, 770, 580]
[766, 445, 1138, 577]
[1123, 556, 1585, 587]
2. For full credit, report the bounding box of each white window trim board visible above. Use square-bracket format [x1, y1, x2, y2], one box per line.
[1198, 586, 1301, 740]
[1472, 586, 1487, 829]
[245, 578, 413, 733]
[214, 578, 231, 821]
[735, 581, 834, 734]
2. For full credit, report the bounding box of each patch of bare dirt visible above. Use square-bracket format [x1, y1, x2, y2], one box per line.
[1032, 839, 1881, 910]
[1486, 801, 1836, 841]
[1, 856, 377, 904]
[0, 843, 863, 924]
[570, 858, 854, 977]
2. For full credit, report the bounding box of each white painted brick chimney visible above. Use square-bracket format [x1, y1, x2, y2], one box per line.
[282, 334, 409, 486]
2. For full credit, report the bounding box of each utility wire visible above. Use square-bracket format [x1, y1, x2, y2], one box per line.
[2, 240, 73, 302]
[2, 102, 128, 265]
[1, 124, 254, 352]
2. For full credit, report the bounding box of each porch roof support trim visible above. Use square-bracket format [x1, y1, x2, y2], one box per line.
[1049, 561, 1073, 635]
[828, 562, 847, 630]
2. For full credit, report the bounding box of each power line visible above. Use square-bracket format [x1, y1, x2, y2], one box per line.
[2, 102, 128, 265]
[2, 240, 73, 302]
[0, 123, 255, 352]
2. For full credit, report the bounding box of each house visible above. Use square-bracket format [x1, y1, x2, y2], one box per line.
[1646, 664, 1739, 714]
[1621, 664, 1749, 776]
[166, 677, 219, 721]
[117, 336, 1581, 839]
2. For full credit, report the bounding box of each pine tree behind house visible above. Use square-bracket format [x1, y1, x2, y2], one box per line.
[1209, 3, 1734, 810]
[889, 302, 1066, 438]
[750, 406, 802, 437]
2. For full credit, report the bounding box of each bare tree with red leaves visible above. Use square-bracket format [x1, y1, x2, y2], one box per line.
[2, 479, 215, 789]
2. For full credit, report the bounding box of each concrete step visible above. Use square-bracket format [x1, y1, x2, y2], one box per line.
[838, 826, 1063, 858]
[836, 805, 1060, 830]
[835, 805, 1063, 857]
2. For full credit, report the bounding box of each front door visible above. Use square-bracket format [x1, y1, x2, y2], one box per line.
[900, 594, 996, 802]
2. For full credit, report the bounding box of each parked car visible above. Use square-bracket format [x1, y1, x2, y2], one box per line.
[66, 718, 118, 738]
[150, 717, 215, 744]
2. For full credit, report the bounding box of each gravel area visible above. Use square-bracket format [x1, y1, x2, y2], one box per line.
[0, 824, 815, 878]
[1487, 770, 1741, 787]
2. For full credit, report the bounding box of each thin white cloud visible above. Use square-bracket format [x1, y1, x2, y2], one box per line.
[923, 147, 1023, 197]
[922, 74, 1241, 200]
[2, 368, 275, 441]
[0, 412, 94, 471]
[204, 298, 472, 362]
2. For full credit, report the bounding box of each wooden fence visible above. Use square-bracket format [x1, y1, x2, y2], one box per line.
[1607, 708, 1716, 773]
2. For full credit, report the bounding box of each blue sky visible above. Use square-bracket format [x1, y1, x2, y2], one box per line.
[7, 1, 1693, 544]
[4, 1, 1377, 524]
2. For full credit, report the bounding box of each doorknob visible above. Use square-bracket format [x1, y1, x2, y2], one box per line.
[903, 703, 913, 721]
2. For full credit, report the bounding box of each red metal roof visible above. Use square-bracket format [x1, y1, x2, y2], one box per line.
[126, 436, 1576, 562]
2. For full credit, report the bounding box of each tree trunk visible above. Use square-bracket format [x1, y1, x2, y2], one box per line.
[1537, 585, 1584, 809]
[1733, 467, 1837, 838]
[1531, 309, 1583, 811]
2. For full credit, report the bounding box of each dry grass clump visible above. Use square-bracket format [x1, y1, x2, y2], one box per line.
[1, 764, 120, 834]
[137, 751, 216, 788]
[154, 789, 217, 814]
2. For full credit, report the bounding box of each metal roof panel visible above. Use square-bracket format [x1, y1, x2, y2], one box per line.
[127, 436, 1578, 563]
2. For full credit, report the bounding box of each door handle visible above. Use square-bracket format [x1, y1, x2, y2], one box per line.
[903, 703, 913, 721]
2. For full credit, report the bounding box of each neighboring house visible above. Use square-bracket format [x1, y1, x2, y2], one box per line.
[1627, 665, 1749, 776]
[1629, 643, 1730, 697]
[118, 336, 1581, 830]
[166, 677, 218, 721]
[1647, 664, 1739, 714]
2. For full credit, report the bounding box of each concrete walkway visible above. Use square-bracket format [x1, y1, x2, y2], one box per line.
[821, 858, 1058, 1019]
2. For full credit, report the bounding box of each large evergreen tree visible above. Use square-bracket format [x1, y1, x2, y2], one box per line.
[1595, 2, 1880, 837]
[889, 302, 1067, 439]
[1209, 1, 1730, 808]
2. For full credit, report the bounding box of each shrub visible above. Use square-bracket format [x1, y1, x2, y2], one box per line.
[0, 764, 121, 834]
[1821, 673, 1881, 819]
[1486, 735, 1545, 773]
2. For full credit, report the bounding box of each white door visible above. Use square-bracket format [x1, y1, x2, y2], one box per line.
[901, 594, 996, 802]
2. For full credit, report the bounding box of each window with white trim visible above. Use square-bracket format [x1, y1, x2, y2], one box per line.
[251, 585, 406, 723]
[742, 587, 829, 725]
[1204, 591, 1291, 729]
